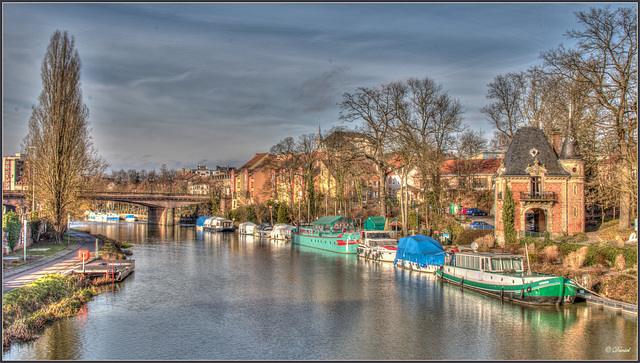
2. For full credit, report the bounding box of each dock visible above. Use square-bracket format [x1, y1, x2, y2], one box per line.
[577, 289, 638, 316]
[72, 259, 135, 282]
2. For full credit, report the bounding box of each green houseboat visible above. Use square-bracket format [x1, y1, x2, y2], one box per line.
[292, 216, 357, 254]
[435, 251, 577, 305]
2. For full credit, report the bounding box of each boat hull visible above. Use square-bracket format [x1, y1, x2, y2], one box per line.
[357, 246, 396, 262]
[292, 233, 357, 254]
[436, 266, 577, 305]
[394, 259, 440, 273]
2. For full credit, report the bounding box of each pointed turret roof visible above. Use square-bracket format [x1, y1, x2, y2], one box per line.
[500, 127, 569, 177]
[559, 118, 580, 160]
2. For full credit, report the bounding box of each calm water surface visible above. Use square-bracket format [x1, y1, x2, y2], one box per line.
[3, 222, 638, 360]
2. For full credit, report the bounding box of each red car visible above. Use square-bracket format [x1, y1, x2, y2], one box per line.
[457, 207, 468, 215]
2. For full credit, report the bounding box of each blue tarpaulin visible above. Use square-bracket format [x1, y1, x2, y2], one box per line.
[395, 234, 446, 266]
[196, 216, 210, 227]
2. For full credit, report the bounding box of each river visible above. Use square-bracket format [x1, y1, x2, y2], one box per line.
[3, 222, 637, 360]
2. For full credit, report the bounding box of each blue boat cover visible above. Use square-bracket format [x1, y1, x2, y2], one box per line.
[196, 216, 210, 227]
[395, 234, 446, 265]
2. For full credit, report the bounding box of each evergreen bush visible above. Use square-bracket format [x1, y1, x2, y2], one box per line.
[502, 185, 517, 244]
[2, 211, 21, 250]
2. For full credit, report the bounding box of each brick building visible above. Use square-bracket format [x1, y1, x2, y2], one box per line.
[493, 121, 585, 245]
[2, 153, 26, 191]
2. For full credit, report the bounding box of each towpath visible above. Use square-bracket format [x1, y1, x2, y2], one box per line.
[2, 230, 102, 293]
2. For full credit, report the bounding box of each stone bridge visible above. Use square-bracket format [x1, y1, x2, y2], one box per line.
[2, 191, 210, 225]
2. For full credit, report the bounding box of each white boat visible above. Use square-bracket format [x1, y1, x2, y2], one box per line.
[355, 230, 398, 262]
[254, 222, 273, 237]
[269, 223, 296, 240]
[204, 216, 234, 232]
[125, 214, 138, 222]
[237, 222, 258, 235]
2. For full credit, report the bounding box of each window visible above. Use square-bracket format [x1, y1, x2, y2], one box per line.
[501, 259, 512, 270]
[491, 259, 501, 271]
[574, 185, 578, 195]
[530, 176, 541, 196]
[512, 259, 523, 271]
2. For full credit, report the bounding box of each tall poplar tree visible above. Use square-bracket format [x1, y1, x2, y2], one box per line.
[22, 30, 107, 242]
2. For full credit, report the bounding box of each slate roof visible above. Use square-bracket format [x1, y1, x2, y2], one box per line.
[501, 127, 569, 177]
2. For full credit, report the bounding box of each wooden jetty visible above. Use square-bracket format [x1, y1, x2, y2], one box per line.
[577, 288, 638, 316]
[73, 259, 135, 282]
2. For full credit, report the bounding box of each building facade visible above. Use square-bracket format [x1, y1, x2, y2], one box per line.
[2, 153, 26, 191]
[493, 123, 585, 245]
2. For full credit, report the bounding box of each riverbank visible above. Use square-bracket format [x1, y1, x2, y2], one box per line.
[2, 232, 131, 349]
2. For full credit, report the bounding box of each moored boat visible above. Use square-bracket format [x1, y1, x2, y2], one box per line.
[292, 216, 357, 254]
[254, 222, 273, 237]
[106, 213, 121, 222]
[237, 222, 258, 235]
[270, 223, 296, 240]
[196, 216, 210, 230]
[435, 251, 577, 305]
[125, 214, 138, 222]
[204, 216, 235, 232]
[355, 230, 398, 262]
[394, 234, 446, 273]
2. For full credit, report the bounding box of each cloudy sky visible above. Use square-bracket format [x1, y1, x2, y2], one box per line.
[2, 2, 627, 172]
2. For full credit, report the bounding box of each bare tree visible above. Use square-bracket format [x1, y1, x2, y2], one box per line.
[541, 6, 637, 229]
[22, 30, 107, 242]
[480, 72, 526, 141]
[405, 77, 464, 212]
[339, 83, 401, 219]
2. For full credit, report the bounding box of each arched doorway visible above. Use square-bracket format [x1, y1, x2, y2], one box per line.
[523, 207, 548, 237]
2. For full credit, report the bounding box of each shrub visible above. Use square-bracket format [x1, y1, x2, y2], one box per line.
[542, 245, 559, 263]
[2, 211, 21, 250]
[505, 243, 520, 254]
[615, 254, 626, 271]
[563, 246, 588, 269]
[454, 229, 493, 246]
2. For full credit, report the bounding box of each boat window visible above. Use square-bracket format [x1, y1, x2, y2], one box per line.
[501, 259, 512, 270]
[512, 259, 523, 271]
[491, 259, 501, 271]
[472, 257, 478, 270]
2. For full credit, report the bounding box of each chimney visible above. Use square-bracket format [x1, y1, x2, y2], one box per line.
[552, 133, 560, 156]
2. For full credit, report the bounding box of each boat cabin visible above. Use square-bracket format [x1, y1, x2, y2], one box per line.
[451, 252, 525, 273]
[297, 216, 355, 236]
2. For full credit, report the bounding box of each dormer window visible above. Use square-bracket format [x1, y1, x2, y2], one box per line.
[531, 176, 541, 196]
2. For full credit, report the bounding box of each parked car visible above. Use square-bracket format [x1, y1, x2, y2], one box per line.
[457, 207, 468, 215]
[466, 208, 487, 216]
[469, 221, 494, 230]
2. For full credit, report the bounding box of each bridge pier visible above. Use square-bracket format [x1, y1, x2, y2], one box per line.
[147, 207, 175, 226]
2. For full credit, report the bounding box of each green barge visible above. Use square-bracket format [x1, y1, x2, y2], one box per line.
[435, 251, 577, 305]
[292, 216, 357, 254]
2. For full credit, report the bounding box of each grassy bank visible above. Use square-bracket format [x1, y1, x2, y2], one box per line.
[2, 274, 97, 349]
[2, 235, 76, 270]
[2, 233, 132, 350]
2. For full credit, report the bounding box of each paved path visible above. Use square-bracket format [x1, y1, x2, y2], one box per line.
[2, 230, 102, 293]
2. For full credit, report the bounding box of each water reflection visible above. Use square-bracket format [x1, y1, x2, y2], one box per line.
[3, 222, 637, 360]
